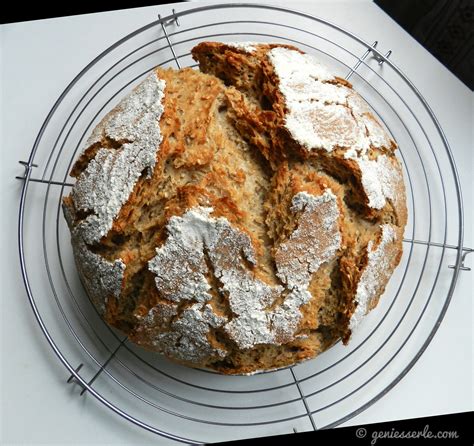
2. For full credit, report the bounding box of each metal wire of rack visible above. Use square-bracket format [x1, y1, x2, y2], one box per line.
[16, 4, 472, 444]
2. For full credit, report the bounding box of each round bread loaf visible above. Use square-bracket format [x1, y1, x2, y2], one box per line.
[63, 42, 407, 374]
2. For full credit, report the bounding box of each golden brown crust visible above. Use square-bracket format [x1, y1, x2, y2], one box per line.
[63, 43, 407, 374]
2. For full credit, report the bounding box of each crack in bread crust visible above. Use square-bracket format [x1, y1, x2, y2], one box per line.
[63, 43, 407, 375]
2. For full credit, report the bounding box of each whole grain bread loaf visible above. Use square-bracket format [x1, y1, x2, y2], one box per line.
[63, 42, 407, 374]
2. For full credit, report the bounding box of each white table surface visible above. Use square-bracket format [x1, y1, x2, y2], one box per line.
[1, 1, 472, 444]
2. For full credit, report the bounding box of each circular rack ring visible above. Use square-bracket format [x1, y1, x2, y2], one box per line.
[17, 4, 467, 444]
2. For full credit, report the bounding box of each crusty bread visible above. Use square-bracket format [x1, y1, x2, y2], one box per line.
[63, 42, 407, 374]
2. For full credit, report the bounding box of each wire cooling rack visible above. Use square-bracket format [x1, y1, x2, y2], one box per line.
[16, 4, 472, 444]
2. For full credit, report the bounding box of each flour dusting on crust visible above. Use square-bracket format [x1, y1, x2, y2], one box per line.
[72, 234, 126, 314]
[267, 47, 402, 210]
[268, 47, 393, 154]
[148, 208, 214, 304]
[148, 303, 228, 363]
[349, 224, 397, 331]
[147, 189, 341, 358]
[72, 72, 166, 244]
[275, 190, 341, 289]
[353, 154, 402, 210]
[268, 47, 335, 86]
[225, 42, 260, 53]
[346, 92, 392, 149]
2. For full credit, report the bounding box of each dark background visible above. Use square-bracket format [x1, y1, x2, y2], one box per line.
[1, 0, 472, 90]
[376, 0, 474, 89]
